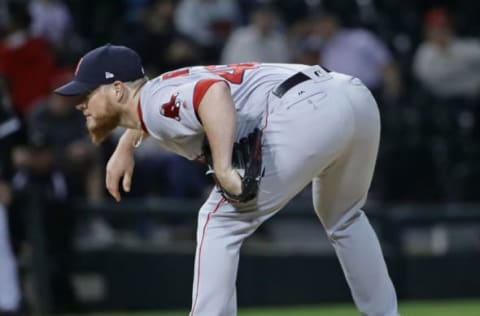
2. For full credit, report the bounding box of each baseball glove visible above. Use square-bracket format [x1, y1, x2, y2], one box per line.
[204, 128, 264, 203]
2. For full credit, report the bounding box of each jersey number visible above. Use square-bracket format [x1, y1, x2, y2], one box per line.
[162, 68, 189, 80]
[161, 63, 258, 84]
[205, 63, 258, 84]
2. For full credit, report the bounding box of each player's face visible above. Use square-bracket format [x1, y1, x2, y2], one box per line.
[76, 86, 120, 144]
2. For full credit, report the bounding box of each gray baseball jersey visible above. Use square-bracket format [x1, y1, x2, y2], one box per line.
[138, 63, 398, 316]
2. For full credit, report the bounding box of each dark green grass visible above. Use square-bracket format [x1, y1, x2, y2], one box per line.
[70, 299, 480, 315]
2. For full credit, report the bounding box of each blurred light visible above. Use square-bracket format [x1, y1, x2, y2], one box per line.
[356, 0, 372, 6]
[459, 110, 475, 130]
[393, 33, 412, 54]
[305, 0, 322, 9]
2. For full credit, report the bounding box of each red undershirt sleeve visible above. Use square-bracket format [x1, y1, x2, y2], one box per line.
[193, 79, 229, 116]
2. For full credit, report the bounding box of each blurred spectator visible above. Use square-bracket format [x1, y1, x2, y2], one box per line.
[67, 0, 126, 46]
[174, 0, 240, 62]
[135, 152, 210, 199]
[271, 0, 309, 26]
[10, 133, 76, 312]
[302, 11, 401, 100]
[28, 0, 73, 52]
[413, 7, 480, 99]
[221, 5, 290, 64]
[288, 14, 317, 64]
[0, 2, 55, 119]
[0, 175, 21, 316]
[11, 132, 69, 207]
[28, 85, 103, 202]
[0, 94, 24, 316]
[127, 0, 200, 76]
[0, 97, 24, 179]
[122, 0, 150, 24]
[0, 0, 8, 32]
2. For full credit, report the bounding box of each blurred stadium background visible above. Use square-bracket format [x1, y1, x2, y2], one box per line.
[1, 0, 480, 315]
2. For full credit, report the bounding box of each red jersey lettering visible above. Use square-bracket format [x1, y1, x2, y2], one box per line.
[205, 63, 258, 84]
[162, 68, 190, 80]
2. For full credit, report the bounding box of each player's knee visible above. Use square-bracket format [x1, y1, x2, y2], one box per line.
[324, 209, 364, 242]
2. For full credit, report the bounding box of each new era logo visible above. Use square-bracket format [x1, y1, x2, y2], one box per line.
[105, 72, 114, 79]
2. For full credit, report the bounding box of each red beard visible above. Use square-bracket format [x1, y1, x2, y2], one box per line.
[87, 111, 120, 145]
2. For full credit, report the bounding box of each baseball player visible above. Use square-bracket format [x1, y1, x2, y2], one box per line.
[55, 44, 398, 316]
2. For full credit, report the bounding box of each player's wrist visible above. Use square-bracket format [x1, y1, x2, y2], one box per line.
[119, 129, 143, 152]
[214, 167, 242, 196]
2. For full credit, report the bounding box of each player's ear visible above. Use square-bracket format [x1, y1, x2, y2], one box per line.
[111, 81, 125, 101]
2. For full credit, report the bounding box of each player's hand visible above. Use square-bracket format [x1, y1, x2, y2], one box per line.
[214, 167, 242, 196]
[106, 147, 135, 202]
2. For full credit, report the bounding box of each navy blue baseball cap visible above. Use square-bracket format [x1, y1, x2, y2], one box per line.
[54, 44, 145, 96]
